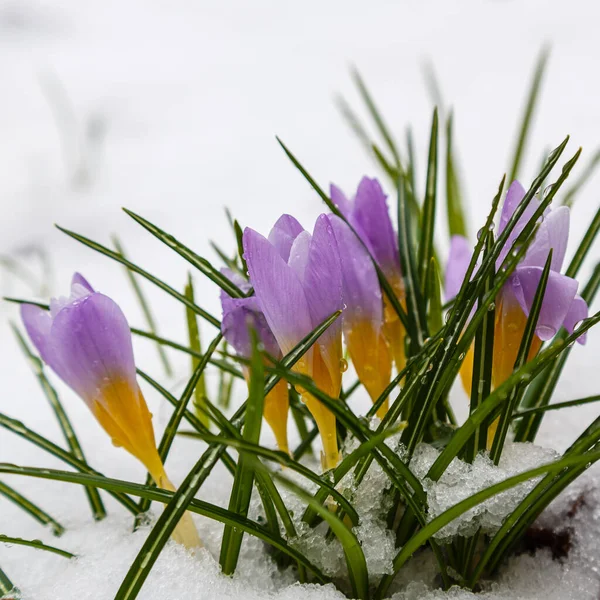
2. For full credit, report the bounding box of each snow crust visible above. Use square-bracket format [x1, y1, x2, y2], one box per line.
[411, 442, 561, 540]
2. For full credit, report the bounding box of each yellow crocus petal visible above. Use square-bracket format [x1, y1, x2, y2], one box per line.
[92, 379, 201, 549]
[492, 299, 542, 390]
[382, 275, 407, 373]
[263, 379, 290, 456]
[459, 344, 475, 398]
[301, 345, 341, 470]
[91, 379, 161, 474]
[347, 321, 392, 418]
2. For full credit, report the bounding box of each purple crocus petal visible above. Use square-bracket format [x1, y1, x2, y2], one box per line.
[511, 266, 578, 341]
[21, 303, 53, 366]
[72, 273, 94, 293]
[330, 184, 352, 219]
[219, 268, 252, 316]
[352, 177, 400, 276]
[287, 230, 312, 283]
[49, 293, 138, 406]
[328, 214, 383, 333]
[221, 296, 281, 359]
[268, 214, 305, 262]
[498, 181, 542, 235]
[521, 206, 570, 272]
[564, 295, 589, 344]
[243, 228, 313, 356]
[497, 181, 544, 268]
[303, 215, 343, 374]
[445, 235, 472, 301]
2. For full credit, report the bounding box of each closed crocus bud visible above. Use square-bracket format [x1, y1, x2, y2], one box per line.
[220, 269, 290, 455]
[331, 177, 407, 373]
[327, 214, 392, 418]
[20, 273, 200, 549]
[244, 215, 344, 470]
[445, 182, 589, 447]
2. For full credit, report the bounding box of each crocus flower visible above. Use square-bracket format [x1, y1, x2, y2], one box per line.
[327, 214, 392, 417]
[21, 274, 200, 548]
[331, 177, 406, 373]
[243, 214, 343, 470]
[220, 270, 290, 455]
[446, 181, 588, 401]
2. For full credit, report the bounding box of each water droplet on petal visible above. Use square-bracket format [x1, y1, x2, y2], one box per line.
[339, 358, 348, 373]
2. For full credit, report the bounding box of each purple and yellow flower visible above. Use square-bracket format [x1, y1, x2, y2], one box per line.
[327, 214, 392, 417]
[21, 274, 200, 548]
[446, 181, 588, 426]
[220, 270, 290, 455]
[243, 214, 344, 470]
[331, 177, 407, 373]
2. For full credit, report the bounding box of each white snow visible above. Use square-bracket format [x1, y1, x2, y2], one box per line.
[411, 443, 561, 541]
[1, 1, 600, 599]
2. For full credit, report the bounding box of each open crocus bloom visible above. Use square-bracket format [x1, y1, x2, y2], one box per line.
[21, 274, 200, 549]
[328, 214, 392, 417]
[331, 177, 406, 373]
[446, 180, 588, 403]
[220, 270, 290, 455]
[244, 214, 343, 470]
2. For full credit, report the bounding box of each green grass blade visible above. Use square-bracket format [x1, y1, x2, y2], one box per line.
[11, 324, 106, 521]
[426, 260, 444, 336]
[220, 332, 265, 575]
[0, 464, 328, 584]
[274, 469, 369, 600]
[445, 112, 468, 237]
[565, 207, 600, 278]
[0, 412, 140, 515]
[507, 46, 550, 185]
[0, 480, 64, 536]
[0, 534, 74, 559]
[0, 565, 15, 597]
[397, 174, 427, 350]
[158, 333, 222, 461]
[465, 232, 496, 462]
[112, 236, 172, 377]
[336, 95, 377, 159]
[3, 297, 49, 309]
[184, 274, 209, 426]
[418, 108, 439, 290]
[131, 327, 243, 379]
[562, 148, 600, 208]
[210, 241, 243, 276]
[276, 138, 335, 211]
[352, 68, 401, 168]
[406, 126, 418, 198]
[490, 251, 552, 463]
[116, 447, 230, 598]
[136, 369, 236, 476]
[55, 225, 220, 328]
[512, 394, 600, 419]
[123, 208, 246, 298]
[137, 333, 222, 515]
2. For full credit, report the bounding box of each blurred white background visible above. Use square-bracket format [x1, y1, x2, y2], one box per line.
[1, 0, 600, 504]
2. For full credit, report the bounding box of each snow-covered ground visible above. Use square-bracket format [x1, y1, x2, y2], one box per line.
[1, 1, 600, 598]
